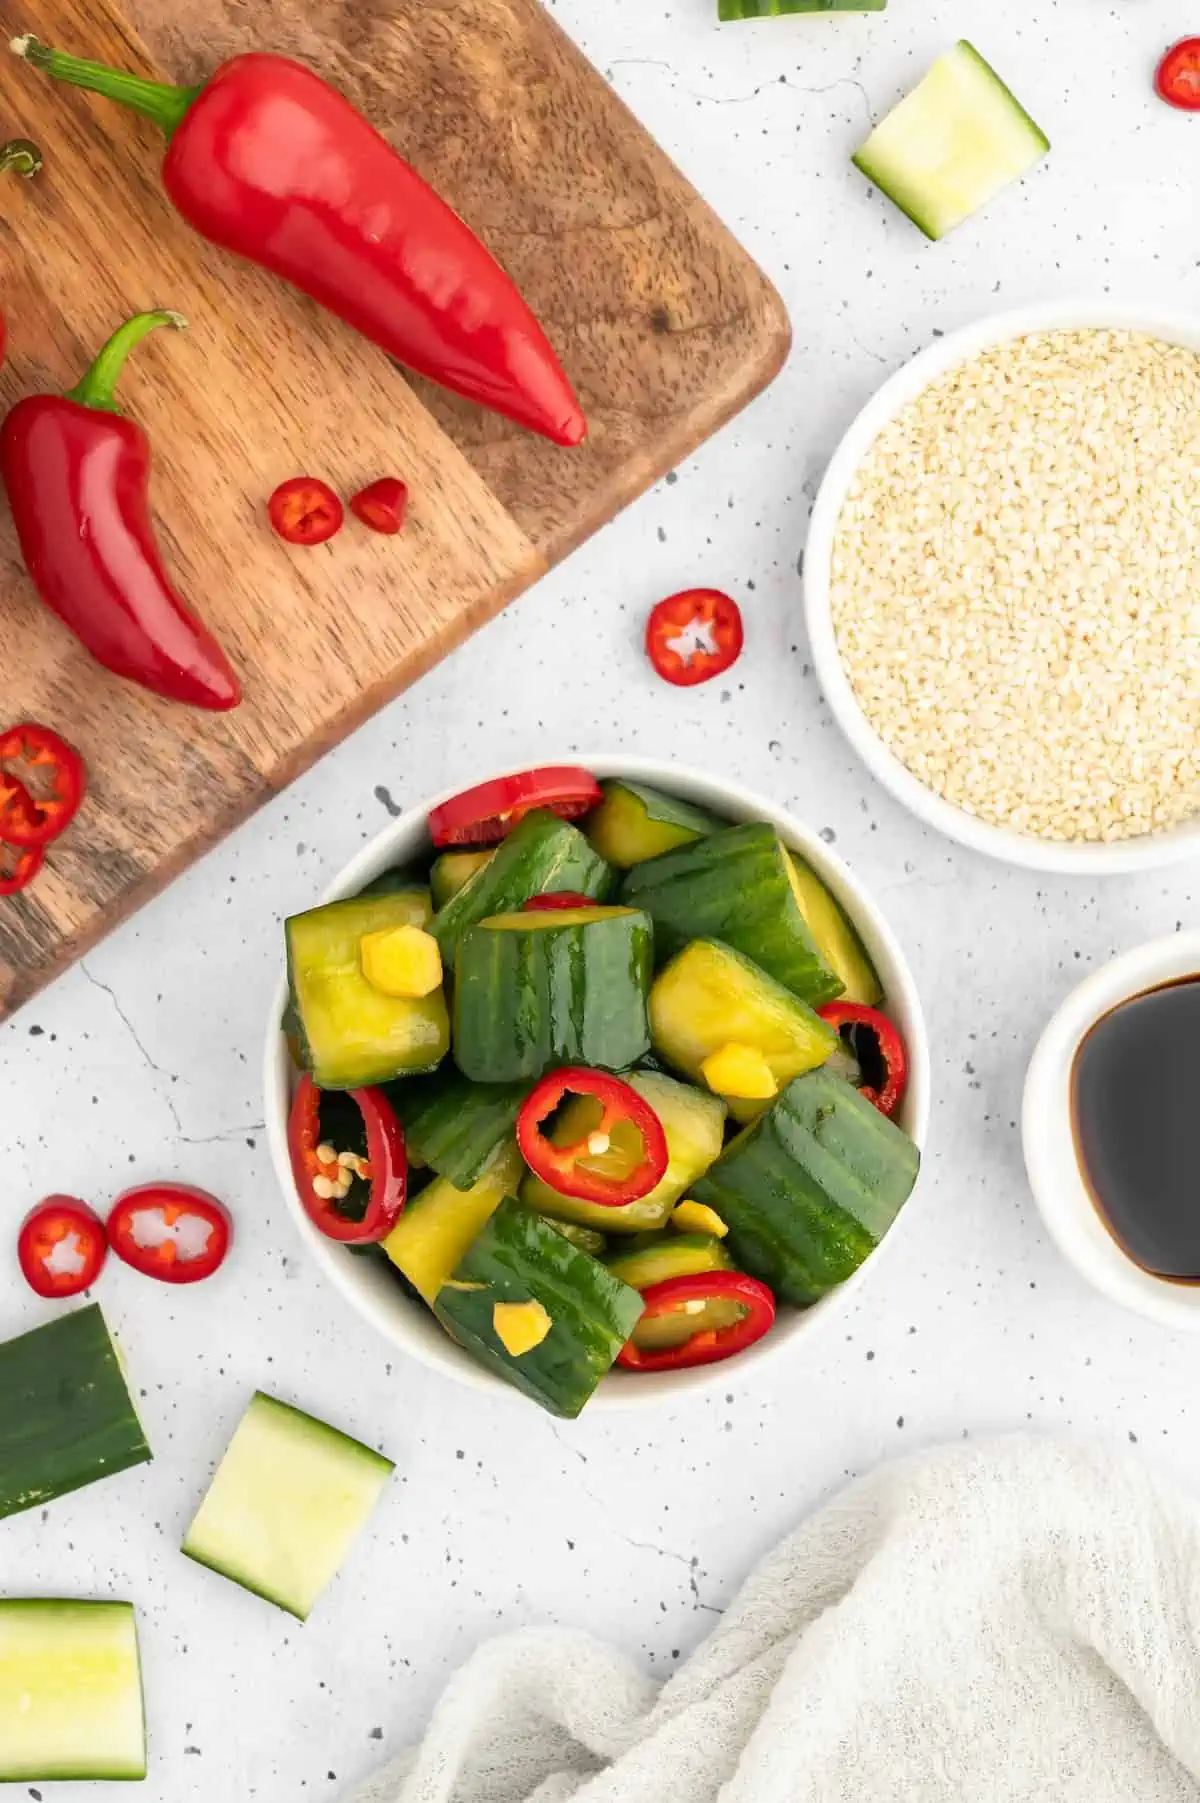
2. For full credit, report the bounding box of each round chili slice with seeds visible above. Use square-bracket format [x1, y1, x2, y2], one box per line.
[646, 589, 744, 687]
[428, 767, 603, 848]
[268, 476, 345, 546]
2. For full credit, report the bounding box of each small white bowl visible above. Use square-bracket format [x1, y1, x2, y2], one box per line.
[263, 756, 930, 1412]
[805, 300, 1200, 874]
[1023, 931, 1200, 1330]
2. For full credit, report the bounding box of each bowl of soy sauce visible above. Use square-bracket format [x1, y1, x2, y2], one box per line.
[1023, 932, 1200, 1330]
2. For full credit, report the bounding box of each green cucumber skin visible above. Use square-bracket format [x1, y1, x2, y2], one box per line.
[721, 0, 884, 13]
[453, 911, 653, 1084]
[691, 1068, 919, 1306]
[385, 1069, 528, 1189]
[0, 1305, 151, 1520]
[356, 873, 433, 914]
[621, 822, 844, 1005]
[434, 1199, 644, 1418]
[431, 811, 615, 968]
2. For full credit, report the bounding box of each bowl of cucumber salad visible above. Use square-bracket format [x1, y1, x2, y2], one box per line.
[264, 758, 929, 1416]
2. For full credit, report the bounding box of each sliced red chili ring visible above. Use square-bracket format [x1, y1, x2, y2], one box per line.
[517, 1068, 668, 1206]
[106, 1183, 232, 1285]
[0, 838, 43, 896]
[268, 476, 345, 546]
[817, 1001, 907, 1118]
[522, 891, 595, 912]
[0, 723, 86, 847]
[645, 589, 744, 688]
[428, 767, 603, 848]
[17, 1195, 108, 1299]
[617, 1272, 776, 1372]
[350, 477, 409, 536]
[287, 1074, 408, 1243]
[1156, 38, 1200, 109]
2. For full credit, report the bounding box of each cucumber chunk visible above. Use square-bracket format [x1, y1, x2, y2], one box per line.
[183, 1393, 393, 1621]
[604, 1231, 732, 1290]
[0, 1600, 145, 1782]
[431, 810, 614, 969]
[387, 1067, 528, 1189]
[382, 1140, 525, 1303]
[853, 41, 1048, 241]
[585, 780, 721, 868]
[787, 854, 882, 1006]
[0, 1304, 151, 1521]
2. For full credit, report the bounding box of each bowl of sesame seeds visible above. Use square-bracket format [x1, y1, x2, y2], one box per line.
[805, 302, 1200, 872]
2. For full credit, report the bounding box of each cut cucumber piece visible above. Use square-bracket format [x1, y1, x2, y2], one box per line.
[521, 1069, 726, 1235]
[387, 1067, 528, 1189]
[853, 40, 1048, 241]
[585, 780, 721, 869]
[430, 849, 493, 910]
[382, 1140, 525, 1303]
[692, 1066, 920, 1306]
[787, 854, 882, 1006]
[286, 890, 450, 1089]
[622, 822, 844, 1005]
[0, 1600, 145, 1782]
[650, 939, 839, 1122]
[0, 1304, 151, 1520]
[721, 0, 884, 14]
[453, 905, 653, 1083]
[604, 1231, 732, 1291]
[183, 1392, 393, 1621]
[431, 810, 614, 969]
[433, 1198, 644, 1418]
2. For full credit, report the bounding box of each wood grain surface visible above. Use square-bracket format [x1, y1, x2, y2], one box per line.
[0, 0, 790, 1018]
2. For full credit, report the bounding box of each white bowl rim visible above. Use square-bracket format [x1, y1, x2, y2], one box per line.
[263, 753, 931, 1413]
[804, 298, 1200, 875]
[1022, 929, 1200, 1330]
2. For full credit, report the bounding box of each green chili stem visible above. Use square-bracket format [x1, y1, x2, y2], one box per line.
[11, 35, 198, 139]
[66, 310, 187, 414]
[0, 137, 42, 177]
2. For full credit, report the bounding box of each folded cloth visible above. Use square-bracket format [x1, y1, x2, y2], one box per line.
[348, 1436, 1200, 1803]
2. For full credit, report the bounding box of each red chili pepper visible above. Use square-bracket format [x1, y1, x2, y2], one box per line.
[16, 39, 587, 449]
[0, 311, 241, 712]
[616, 1272, 776, 1372]
[350, 478, 408, 537]
[1156, 39, 1200, 109]
[522, 892, 595, 912]
[818, 1001, 907, 1118]
[287, 1074, 408, 1244]
[106, 1182, 232, 1284]
[0, 839, 43, 897]
[17, 1195, 108, 1299]
[646, 589, 744, 688]
[517, 1068, 668, 1207]
[268, 476, 344, 547]
[429, 767, 603, 848]
[0, 725, 86, 847]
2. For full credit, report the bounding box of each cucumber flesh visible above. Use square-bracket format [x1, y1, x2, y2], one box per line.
[787, 855, 882, 1006]
[853, 41, 1048, 241]
[382, 1140, 525, 1303]
[585, 781, 721, 868]
[0, 1600, 145, 1781]
[721, 0, 884, 14]
[604, 1231, 732, 1290]
[430, 850, 493, 910]
[183, 1392, 393, 1621]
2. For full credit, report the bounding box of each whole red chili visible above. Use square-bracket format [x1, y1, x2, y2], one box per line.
[517, 1068, 668, 1207]
[616, 1272, 776, 1372]
[15, 38, 587, 448]
[350, 478, 408, 537]
[0, 725, 86, 847]
[1156, 39, 1200, 110]
[106, 1182, 232, 1284]
[268, 477, 344, 547]
[287, 1074, 408, 1244]
[646, 589, 744, 688]
[818, 1001, 907, 1118]
[17, 1195, 108, 1299]
[522, 892, 595, 912]
[0, 839, 43, 897]
[0, 310, 241, 711]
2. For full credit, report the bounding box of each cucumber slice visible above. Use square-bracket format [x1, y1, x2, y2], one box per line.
[521, 1069, 727, 1235]
[430, 849, 493, 910]
[382, 1140, 525, 1303]
[692, 1066, 920, 1305]
[650, 939, 839, 1122]
[604, 1231, 732, 1290]
[853, 41, 1048, 240]
[0, 1601, 145, 1782]
[183, 1393, 393, 1621]
[453, 906, 653, 1083]
[787, 855, 882, 1006]
[387, 1067, 528, 1189]
[286, 890, 450, 1089]
[585, 781, 721, 869]
[721, 0, 884, 15]
[0, 1304, 151, 1520]
[622, 822, 844, 1005]
[431, 810, 615, 969]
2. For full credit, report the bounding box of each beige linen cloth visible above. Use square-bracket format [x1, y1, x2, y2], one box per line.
[348, 1436, 1200, 1803]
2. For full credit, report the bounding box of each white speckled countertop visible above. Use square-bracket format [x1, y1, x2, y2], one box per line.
[5, 2, 1200, 1797]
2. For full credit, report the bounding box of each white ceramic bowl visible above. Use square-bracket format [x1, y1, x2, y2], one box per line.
[1023, 930, 1200, 1330]
[805, 300, 1200, 874]
[264, 756, 930, 1412]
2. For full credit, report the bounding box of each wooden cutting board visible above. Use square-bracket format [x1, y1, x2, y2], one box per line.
[0, 0, 789, 1019]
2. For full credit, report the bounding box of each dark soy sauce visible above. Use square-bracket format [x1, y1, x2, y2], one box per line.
[1071, 976, 1200, 1281]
